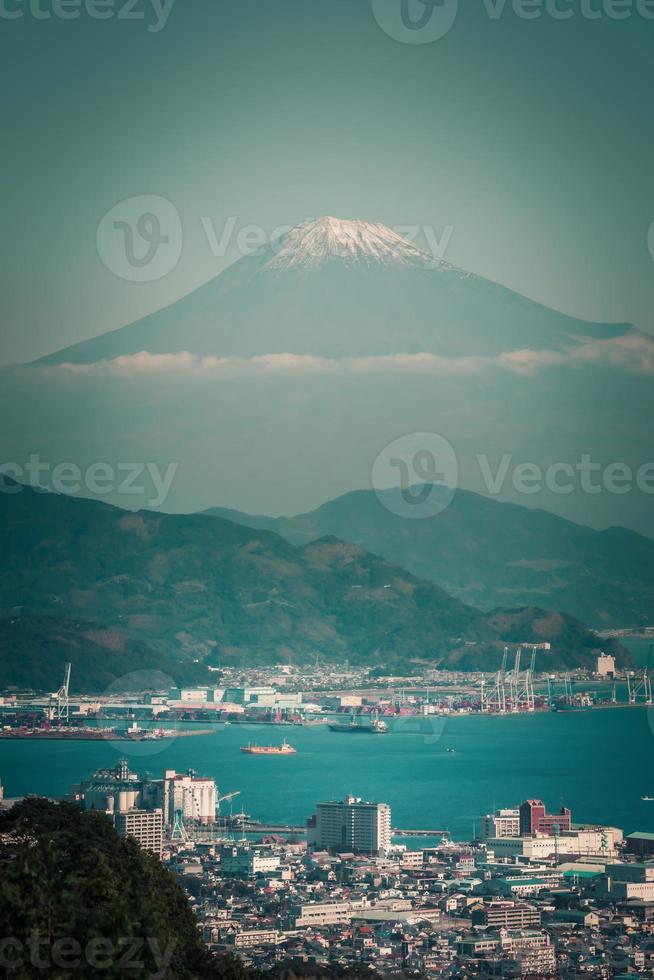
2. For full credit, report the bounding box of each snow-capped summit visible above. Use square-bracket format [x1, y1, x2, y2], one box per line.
[265, 216, 433, 270]
[38, 213, 634, 366]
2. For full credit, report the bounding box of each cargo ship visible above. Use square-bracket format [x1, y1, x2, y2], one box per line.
[328, 714, 388, 734]
[240, 738, 296, 755]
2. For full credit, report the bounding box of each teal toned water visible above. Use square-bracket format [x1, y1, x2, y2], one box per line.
[2, 705, 654, 842]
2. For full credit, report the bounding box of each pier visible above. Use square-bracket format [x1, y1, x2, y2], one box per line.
[213, 821, 450, 839]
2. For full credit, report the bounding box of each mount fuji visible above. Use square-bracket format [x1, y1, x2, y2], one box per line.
[39, 216, 636, 365]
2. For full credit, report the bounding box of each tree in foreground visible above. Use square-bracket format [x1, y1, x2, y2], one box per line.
[0, 798, 247, 979]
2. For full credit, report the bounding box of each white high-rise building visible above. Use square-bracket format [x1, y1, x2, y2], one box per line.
[307, 795, 392, 856]
[479, 808, 521, 839]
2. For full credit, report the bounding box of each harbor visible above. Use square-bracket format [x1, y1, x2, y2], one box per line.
[2, 704, 654, 841]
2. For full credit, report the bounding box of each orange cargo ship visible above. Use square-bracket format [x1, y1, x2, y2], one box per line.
[240, 738, 296, 755]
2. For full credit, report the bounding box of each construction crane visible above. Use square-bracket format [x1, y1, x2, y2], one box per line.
[50, 662, 71, 724]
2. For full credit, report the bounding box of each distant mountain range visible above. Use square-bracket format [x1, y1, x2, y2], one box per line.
[39, 216, 636, 365]
[0, 478, 626, 690]
[203, 485, 654, 630]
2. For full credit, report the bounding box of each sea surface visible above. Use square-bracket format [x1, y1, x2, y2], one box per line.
[2, 702, 654, 843]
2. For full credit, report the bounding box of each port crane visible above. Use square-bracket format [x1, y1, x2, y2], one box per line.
[519, 648, 536, 712]
[508, 649, 521, 709]
[481, 648, 508, 713]
[216, 790, 240, 816]
[504, 648, 537, 712]
[563, 674, 574, 705]
[49, 662, 71, 723]
[627, 644, 653, 705]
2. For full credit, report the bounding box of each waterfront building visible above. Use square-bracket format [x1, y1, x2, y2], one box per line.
[606, 862, 654, 882]
[625, 831, 654, 857]
[479, 807, 521, 839]
[161, 769, 217, 826]
[115, 808, 163, 857]
[73, 758, 143, 814]
[72, 761, 217, 827]
[307, 795, 392, 856]
[487, 826, 620, 860]
[519, 798, 571, 836]
[222, 686, 277, 705]
[168, 687, 225, 703]
[596, 653, 616, 676]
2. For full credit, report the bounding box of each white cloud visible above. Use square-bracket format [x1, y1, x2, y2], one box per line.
[40, 331, 654, 379]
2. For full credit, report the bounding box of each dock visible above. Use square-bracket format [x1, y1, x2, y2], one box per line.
[222, 821, 450, 839]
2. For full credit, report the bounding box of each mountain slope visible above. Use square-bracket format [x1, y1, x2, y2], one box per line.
[0, 616, 205, 693]
[0, 480, 483, 671]
[203, 487, 654, 629]
[38, 216, 634, 365]
[0, 480, 625, 682]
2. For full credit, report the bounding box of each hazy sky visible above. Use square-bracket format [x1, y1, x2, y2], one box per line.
[2, 0, 654, 365]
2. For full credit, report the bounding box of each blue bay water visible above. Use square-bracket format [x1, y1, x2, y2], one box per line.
[2, 706, 654, 841]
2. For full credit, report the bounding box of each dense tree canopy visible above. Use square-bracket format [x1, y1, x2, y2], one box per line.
[0, 799, 246, 979]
